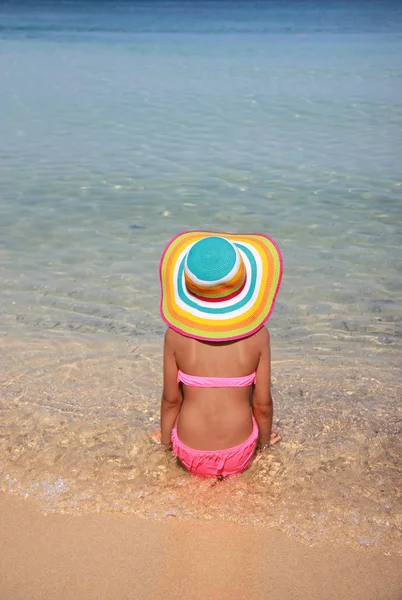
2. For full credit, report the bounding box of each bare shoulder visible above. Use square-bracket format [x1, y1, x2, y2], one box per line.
[256, 326, 270, 342]
[164, 327, 187, 349]
[235, 326, 269, 358]
[243, 327, 270, 359]
[250, 326, 270, 347]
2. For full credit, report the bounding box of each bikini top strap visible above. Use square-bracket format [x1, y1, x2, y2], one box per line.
[177, 369, 256, 388]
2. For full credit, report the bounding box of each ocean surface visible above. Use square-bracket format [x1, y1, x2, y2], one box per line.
[0, 1, 401, 554]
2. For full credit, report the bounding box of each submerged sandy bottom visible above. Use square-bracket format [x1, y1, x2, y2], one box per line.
[0, 328, 400, 556]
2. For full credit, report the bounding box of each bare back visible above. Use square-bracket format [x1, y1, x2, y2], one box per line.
[167, 327, 271, 450]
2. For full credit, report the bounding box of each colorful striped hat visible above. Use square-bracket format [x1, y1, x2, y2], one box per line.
[159, 231, 283, 342]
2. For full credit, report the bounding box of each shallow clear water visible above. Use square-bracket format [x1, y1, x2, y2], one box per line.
[0, 1, 401, 554]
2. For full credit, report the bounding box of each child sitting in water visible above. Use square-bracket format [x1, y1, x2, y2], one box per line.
[153, 231, 282, 478]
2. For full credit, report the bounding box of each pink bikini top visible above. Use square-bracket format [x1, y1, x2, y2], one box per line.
[177, 369, 256, 388]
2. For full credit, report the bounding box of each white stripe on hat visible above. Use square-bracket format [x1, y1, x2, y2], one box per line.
[172, 242, 263, 321]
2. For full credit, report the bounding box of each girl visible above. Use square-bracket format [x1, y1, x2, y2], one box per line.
[156, 231, 283, 478]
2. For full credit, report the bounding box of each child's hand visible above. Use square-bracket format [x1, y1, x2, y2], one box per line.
[254, 425, 282, 463]
[270, 425, 282, 446]
[148, 428, 162, 445]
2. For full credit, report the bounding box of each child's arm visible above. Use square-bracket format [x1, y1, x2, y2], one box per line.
[252, 328, 274, 448]
[160, 329, 182, 448]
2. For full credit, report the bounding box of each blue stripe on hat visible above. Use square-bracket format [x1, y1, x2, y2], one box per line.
[177, 243, 257, 314]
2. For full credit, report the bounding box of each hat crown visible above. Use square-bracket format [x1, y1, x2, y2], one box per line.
[184, 236, 246, 302]
[186, 237, 237, 283]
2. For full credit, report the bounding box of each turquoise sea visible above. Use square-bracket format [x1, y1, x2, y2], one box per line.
[0, 1, 401, 554]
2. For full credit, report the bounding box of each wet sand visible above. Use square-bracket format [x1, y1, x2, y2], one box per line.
[1, 493, 401, 600]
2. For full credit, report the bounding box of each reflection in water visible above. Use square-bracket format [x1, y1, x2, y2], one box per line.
[0, 331, 400, 555]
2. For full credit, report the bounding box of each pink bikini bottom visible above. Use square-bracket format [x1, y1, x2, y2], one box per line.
[171, 417, 258, 478]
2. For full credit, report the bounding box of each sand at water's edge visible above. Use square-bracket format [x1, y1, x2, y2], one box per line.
[0, 493, 401, 600]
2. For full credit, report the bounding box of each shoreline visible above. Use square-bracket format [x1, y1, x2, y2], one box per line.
[1, 493, 401, 600]
[1, 329, 401, 557]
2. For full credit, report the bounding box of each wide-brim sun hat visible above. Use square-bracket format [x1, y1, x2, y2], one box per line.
[159, 230, 283, 342]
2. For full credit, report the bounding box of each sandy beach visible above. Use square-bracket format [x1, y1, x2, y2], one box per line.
[0, 493, 401, 600]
